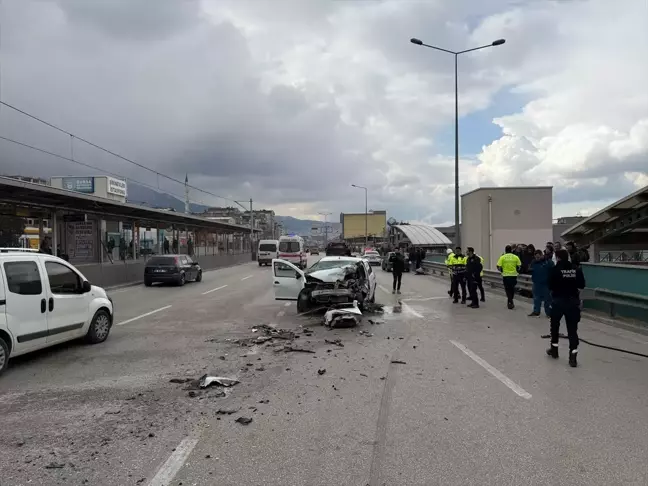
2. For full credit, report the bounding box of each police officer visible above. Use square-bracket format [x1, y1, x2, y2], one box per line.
[497, 245, 522, 309]
[465, 247, 483, 308]
[546, 249, 585, 367]
[445, 248, 454, 297]
[449, 246, 467, 304]
[474, 252, 485, 302]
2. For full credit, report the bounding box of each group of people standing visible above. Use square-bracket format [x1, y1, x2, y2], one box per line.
[445, 247, 485, 308]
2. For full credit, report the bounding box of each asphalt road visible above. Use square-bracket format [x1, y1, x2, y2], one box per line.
[1, 256, 647, 485]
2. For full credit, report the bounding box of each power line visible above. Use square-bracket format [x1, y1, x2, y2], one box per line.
[0, 100, 237, 204]
[0, 135, 211, 208]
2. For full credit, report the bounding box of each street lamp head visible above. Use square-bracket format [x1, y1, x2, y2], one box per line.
[351, 184, 357, 188]
[410, 38, 423, 45]
[492, 39, 506, 46]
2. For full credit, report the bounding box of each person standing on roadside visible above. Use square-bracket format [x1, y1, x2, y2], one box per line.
[547, 249, 585, 367]
[474, 251, 486, 302]
[445, 248, 454, 297]
[465, 247, 483, 308]
[529, 249, 553, 318]
[497, 245, 522, 309]
[449, 246, 467, 304]
[389, 247, 406, 294]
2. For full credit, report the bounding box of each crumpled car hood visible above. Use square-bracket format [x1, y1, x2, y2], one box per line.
[306, 266, 353, 283]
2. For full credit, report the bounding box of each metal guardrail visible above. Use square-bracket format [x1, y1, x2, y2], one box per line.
[421, 260, 648, 318]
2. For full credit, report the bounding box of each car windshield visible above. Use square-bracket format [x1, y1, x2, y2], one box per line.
[307, 259, 357, 272]
[364, 252, 379, 256]
[259, 243, 277, 251]
[279, 241, 300, 252]
[146, 256, 177, 266]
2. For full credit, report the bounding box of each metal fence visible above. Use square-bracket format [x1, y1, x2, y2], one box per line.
[421, 260, 648, 319]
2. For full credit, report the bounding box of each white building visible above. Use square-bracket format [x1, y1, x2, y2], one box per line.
[461, 186, 553, 270]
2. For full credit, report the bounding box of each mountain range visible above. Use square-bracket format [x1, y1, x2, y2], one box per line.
[126, 183, 341, 236]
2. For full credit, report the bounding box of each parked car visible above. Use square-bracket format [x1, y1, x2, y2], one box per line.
[271, 256, 376, 313]
[382, 252, 410, 272]
[0, 248, 114, 376]
[362, 250, 382, 266]
[310, 248, 319, 255]
[144, 255, 202, 287]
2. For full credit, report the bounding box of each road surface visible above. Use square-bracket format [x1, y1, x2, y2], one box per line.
[1, 256, 647, 485]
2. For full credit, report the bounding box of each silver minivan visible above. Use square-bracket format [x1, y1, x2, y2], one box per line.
[257, 240, 279, 266]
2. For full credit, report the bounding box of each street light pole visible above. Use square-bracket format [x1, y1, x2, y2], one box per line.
[318, 211, 331, 247]
[410, 37, 505, 249]
[351, 184, 368, 247]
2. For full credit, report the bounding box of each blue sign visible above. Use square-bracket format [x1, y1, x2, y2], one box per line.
[62, 177, 94, 193]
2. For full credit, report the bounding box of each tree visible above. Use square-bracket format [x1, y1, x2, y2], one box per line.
[0, 215, 26, 247]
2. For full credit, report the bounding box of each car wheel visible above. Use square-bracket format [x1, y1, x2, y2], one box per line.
[178, 273, 186, 286]
[258, 262, 262, 266]
[144, 278, 152, 287]
[296, 289, 311, 314]
[85, 309, 112, 344]
[195, 271, 203, 282]
[0, 336, 9, 376]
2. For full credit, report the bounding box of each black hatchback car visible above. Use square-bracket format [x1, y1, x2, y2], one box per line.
[144, 255, 202, 287]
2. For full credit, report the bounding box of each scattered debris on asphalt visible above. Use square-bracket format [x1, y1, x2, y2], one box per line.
[317, 368, 327, 375]
[280, 346, 316, 354]
[391, 360, 407, 365]
[235, 417, 253, 425]
[169, 378, 194, 384]
[45, 462, 66, 469]
[216, 408, 240, 415]
[199, 375, 240, 389]
[324, 301, 362, 328]
[258, 399, 270, 404]
[359, 330, 373, 337]
[251, 324, 296, 341]
[363, 302, 384, 313]
[325, 339, 344, 347]
[360, 373, 368, 377]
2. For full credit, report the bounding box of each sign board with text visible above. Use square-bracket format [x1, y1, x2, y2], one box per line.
[62, 177, 94, 194]
[107, 177, 128, 197]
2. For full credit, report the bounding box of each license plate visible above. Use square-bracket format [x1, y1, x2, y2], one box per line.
[154, 269, 166, 273]
[311, 289, 352, 297]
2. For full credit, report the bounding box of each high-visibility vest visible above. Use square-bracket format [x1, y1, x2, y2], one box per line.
[479, 255, 484, 277]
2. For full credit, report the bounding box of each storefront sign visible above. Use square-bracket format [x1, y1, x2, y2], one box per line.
[62, 177, 94, 194]
[107, 177, 128, 197]
[66, 220, 95, 260]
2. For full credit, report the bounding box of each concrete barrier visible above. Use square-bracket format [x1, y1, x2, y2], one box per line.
[76, 253, 252, 288]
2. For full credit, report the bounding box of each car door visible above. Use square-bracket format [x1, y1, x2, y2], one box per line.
[272, 259, 305, 300]
[364, 261, 377, 299]
[2, 258, 49, 352]
[42, 259, 90, 343]
[184, 256, 196, 280]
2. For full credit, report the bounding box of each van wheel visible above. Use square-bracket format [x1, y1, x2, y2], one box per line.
[0, 336, 9, 376]
[177, 273, 186, 286]
[86, 309, 112, 344]
[258, 262, 262, 266]
[144, 278, 152, 287]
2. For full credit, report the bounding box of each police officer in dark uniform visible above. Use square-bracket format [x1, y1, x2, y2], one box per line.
[465, 247, 483, 308]
[449, 246, 467, 304]
[546, 249, 586, 367]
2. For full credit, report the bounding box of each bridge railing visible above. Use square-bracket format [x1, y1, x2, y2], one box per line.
[421, 260, 648, 320]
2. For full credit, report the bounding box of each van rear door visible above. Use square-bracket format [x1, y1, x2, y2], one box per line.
[1, 258, 49, 353]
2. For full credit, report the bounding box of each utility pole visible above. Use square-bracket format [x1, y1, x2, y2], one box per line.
[184, 173, 190, 214]
[318, 212, 331, 247]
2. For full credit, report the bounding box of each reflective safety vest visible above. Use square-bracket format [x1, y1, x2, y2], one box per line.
[448, 255, 467, 274]
[445, 252, 455, 267]
[478, 255, 484, 277]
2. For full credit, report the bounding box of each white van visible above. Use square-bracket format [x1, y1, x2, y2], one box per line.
[278, 236, 307, 269]
[258, 239, 279, 266]
[0, 249, 114, 375]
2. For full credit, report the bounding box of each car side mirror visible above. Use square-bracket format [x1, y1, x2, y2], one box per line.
[296, 272, 302, 279]
[191, 262, 199, 266]
[82, 280, 92, 293]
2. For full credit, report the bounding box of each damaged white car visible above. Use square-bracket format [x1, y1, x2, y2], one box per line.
[272, 256, 377, 313]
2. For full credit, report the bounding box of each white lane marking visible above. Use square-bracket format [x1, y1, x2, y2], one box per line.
[401, 302, 424, 318]
[148, 435, 200, 486]
[117, 305, 172, 326]
[201, 284, 228, 295]
[450, 340, 532, 400]
[284, 302, 291, 307]
[241, 275, 253, 281]
[277, 310, 285, 317]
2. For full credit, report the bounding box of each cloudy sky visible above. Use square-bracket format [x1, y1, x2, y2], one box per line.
[1, 0, 647, 224]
